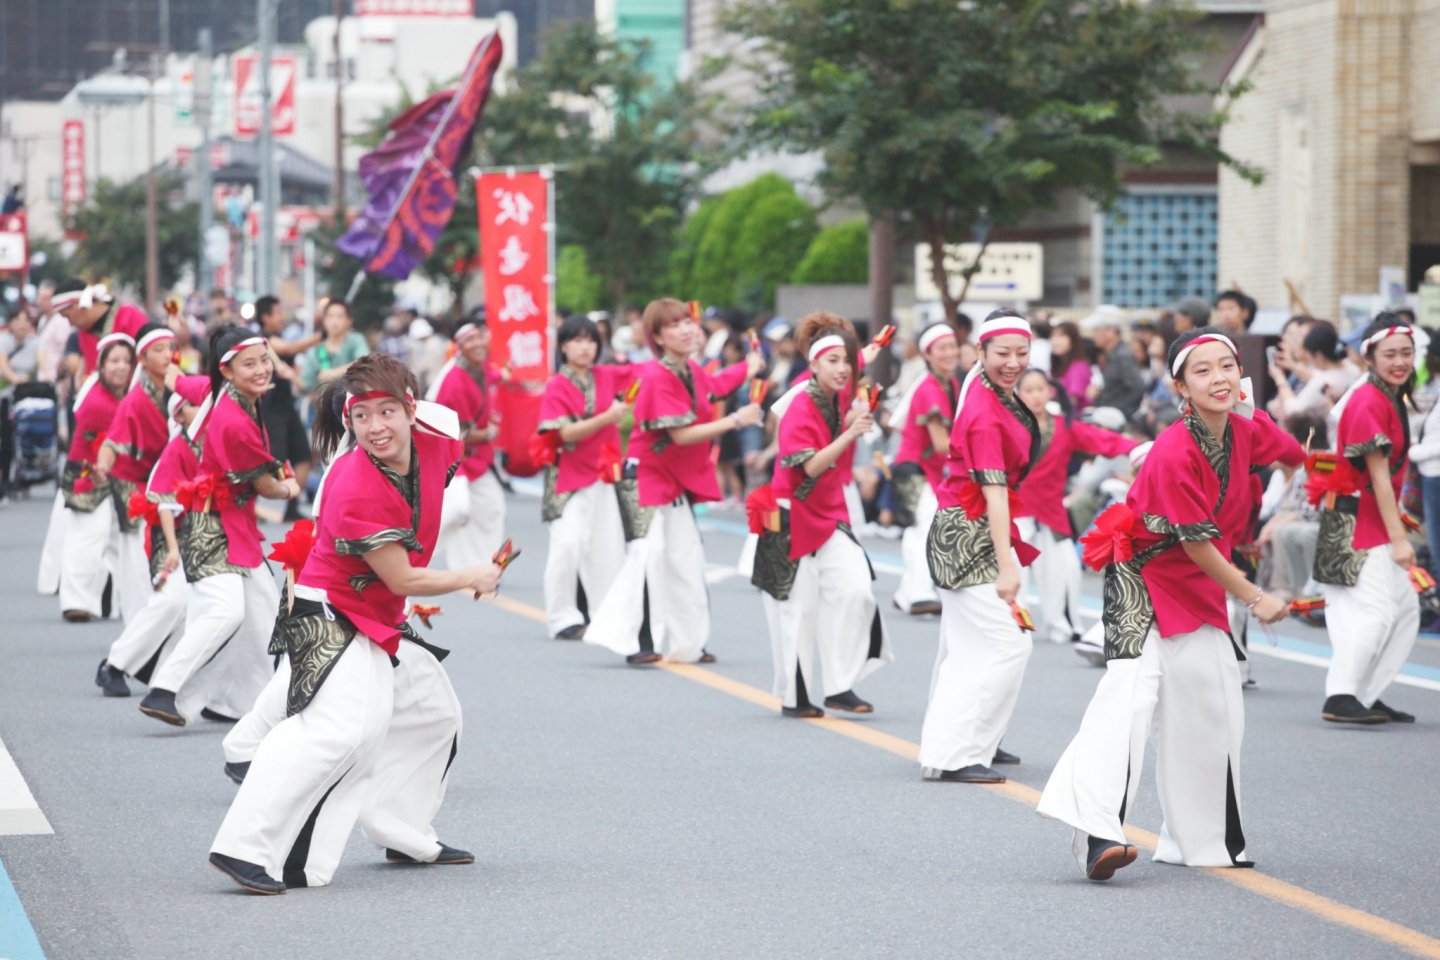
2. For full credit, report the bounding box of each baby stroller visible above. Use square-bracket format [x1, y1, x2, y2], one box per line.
[10, 381, 60, 492]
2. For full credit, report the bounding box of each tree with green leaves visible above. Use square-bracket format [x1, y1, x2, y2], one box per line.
[68, 173, 199, 294]
[793, 217, 869, 285]
[471, 23, 720, 307]
[728, 0, 1261, 321]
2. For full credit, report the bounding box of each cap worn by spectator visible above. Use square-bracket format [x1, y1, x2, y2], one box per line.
[764, 318, 792, 341]
[1079, 305, 1126, 335]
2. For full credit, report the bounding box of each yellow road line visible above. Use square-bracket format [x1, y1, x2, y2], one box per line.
[491, 596, 1440, 959]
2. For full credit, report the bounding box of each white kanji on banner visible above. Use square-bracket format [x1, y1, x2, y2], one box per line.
[492, 189, 534, 227]
[506, 331, 545, 370]
[498, 284, 540, 323]
[497, 235, 529, 276]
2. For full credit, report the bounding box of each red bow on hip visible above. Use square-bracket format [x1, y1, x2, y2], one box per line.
[266, 519, 317, 576]
[1304, 456, 1363, 509]
[177, 472, 234, 513]
[746, 484, 781, 535]
[127, 487, 161, 527]
[597, 441, 623, 484]
[1080, 502, 1143, 571]
[529, 431, 560, 469]
[957, 479, 1022, 521]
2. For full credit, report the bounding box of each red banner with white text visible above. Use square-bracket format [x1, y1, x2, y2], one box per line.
[477, 170, 550, 381]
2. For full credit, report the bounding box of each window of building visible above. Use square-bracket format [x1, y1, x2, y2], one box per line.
[1099, 189, 1217, 308]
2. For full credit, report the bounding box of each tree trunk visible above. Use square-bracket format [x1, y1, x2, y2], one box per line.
[867, 210, 896, 385]
[925, 219, 959, 325]
[954, 237, 992, 318]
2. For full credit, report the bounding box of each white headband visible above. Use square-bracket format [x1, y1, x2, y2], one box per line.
[454, 323, 484, 345]
[136, 328, 176, 355]
[97, 332, 135, 356]
[1361, 325, 1414, 354]
[807, 335, 845, 362]
[1171, 333, 1238, 378]
[81, 283, 112, 308]
[919, 325, 955, 354]
[219, 336, 267, 365]
[976, 315, 1033, 343]
[51, 291, 83, 312]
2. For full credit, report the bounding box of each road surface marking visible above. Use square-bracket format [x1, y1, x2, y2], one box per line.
[490, 594, 1440, 959]
[0, 739, 51, 837]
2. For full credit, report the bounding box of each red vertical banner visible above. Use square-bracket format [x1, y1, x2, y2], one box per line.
[477, 170, 551, 381]
[61, 120, 86, 231]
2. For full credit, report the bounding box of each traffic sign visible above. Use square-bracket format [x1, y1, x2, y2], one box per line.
[234, 54, 297, 137]
[914, 242, 1044, 303]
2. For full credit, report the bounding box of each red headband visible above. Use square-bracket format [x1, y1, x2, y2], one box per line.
[344, 388, 415, 415]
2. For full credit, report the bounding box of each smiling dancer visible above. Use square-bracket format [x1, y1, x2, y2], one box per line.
[755, 320, 891, 717]
[1015, 369, 1138, 645]
[1314, 315, 1421, 725]
[209, 354, 502, 894]
[585, 298, 763, 666]
[890, 323, 961, 617]
[91, 323, 178, 632]
[536, 315, 634, 640]
[95, 366, 210, 696]
[430, 318, 506, 570]
[55, 332, 135, 621]
[1037, 327, 1302, 881]
[918, 311, 1039, 784]
[137, 327, 299, 727]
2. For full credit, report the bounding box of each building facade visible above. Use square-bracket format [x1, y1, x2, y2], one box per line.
[1219, 0, 1440, 322]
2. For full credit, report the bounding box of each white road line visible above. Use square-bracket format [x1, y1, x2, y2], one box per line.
[0, 737, 53, 836]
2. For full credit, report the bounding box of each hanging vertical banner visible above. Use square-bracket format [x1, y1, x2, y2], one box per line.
[61, 120, 86, 223]
[477, 169, 551, 381]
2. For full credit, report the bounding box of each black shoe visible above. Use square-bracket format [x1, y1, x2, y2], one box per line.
[1085, 836, 1138, 881]
[138, 688, 186, 726]
[95, 659, 130, 698]
[625, 651, 662, 666]
[823, 690, 873, 714]
[386, 843, 475, 865]
[62, 609, 93, 623]
[907, 600, 943, 617]
[781, 704, 825, 719]
[555, 624, 586, 641]
[1242, 678, 1258, 690]
[1371, 700, 1415, 723]
[1321, 694, 1390, 725]
[992, 746, 1021, 765]
[201, 707, 240, 723]
[224, 761, 250, 785]
[697, 649, 716, 664]
[209, 852, 285, 894]
[936, 764, 1005, 784]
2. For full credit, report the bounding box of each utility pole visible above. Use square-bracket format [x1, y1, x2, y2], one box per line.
[258, 0, 277, 296]
[196, 28, 214, 294]
[145, 52, 160, 313]
[332, 0, 345, 223]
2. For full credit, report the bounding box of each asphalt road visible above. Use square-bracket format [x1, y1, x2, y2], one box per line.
[1, 485, 1438, 960]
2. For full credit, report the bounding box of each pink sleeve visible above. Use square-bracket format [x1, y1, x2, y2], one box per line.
[1246, 412, 1305, 468]
[1060, 363, 1091, 405]
[1338, 388, 1394, 460]
[434, 370, 476, 427]
[105, 394, 141, 448]
[1070, 421, 1139, 459]
[1134, 444, 1215, 535]
[211, 405, 278, 479]
[537, 377, 579, 432]
[778, 397, 828, 460]
[635, 365, 695, 428]
[706, 360, 750, 399]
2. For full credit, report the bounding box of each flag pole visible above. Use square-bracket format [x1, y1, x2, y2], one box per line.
[342, 30, 498, 301]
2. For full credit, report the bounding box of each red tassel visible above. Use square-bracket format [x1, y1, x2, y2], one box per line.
[745, 484, 780, 535]
[266, 519, 317, 575]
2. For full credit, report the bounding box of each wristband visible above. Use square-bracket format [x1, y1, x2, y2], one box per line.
[1245, 590, 1265, 610]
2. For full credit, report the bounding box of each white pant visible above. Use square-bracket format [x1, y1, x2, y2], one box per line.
[36, 491, 65, 595]
[543, 483, 625, 636]
[58, 501, 119, 618]
[1322, 548, 1420, 704]
[918, 573, 1033, 772]
[585, 502, 710, 662]
[151, 569, 279, 722]
[225, 658, 290, 765]
[766, 533, 891, 707]
[439, 470, 506, 571]
[212, 638, 462, 886]
[1037, 625, 1249, 870]
[107, 558, 188, 678]
[893, 485, 938, 611]
[114, 528, 153, 624]
[1016, 518, 1082, 644]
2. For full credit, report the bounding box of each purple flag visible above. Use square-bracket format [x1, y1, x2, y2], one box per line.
[337, 33, 504, 279]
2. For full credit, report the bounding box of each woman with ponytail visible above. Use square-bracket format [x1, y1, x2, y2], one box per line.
[1311, 315, 1421, 725]
[1014, 369, 1139, 645]
[754, 322, 892, 717]
[210, 353, 502, 895]
[1039, 326, 1301, 882]
[55, 332, 135, 621]
[137, 326, 299, 727]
